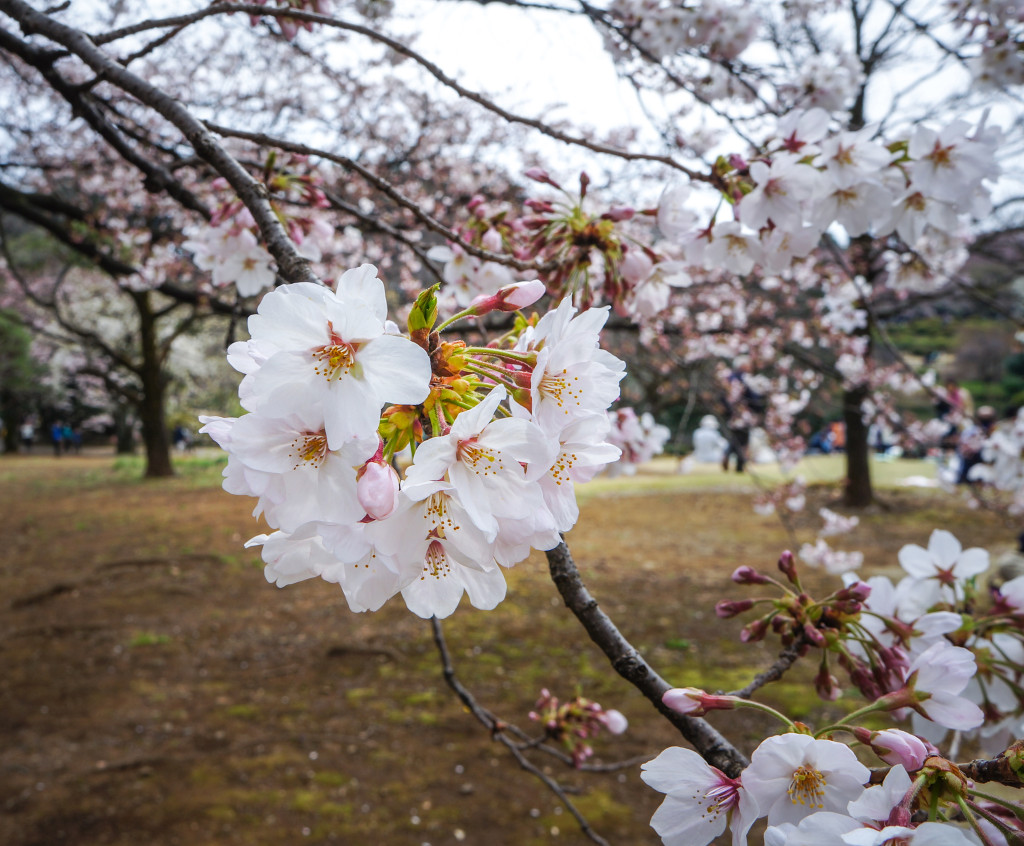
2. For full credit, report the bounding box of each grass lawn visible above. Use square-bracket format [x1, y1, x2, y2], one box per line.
[0, 450, 1014, 845]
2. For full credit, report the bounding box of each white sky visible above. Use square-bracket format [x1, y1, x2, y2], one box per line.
[400, 1, 652, 134]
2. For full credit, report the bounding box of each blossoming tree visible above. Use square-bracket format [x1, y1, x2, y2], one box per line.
[2, 0, 1024, 843]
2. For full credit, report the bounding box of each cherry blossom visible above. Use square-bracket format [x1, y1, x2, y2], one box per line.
[404, 386, 555, 535]
[743, 734, 870, 827]
[897, 530, 990, 609]
[240, 271, 431, 447]
[641, 746, 758, 846]
[902, 640, 984, 730]
[763, 811, 862, 846]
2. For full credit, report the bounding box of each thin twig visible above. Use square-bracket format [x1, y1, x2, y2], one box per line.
[430, 617, 611, 846]
[204, 121, 555, 274]
[729, 634, 809, 699]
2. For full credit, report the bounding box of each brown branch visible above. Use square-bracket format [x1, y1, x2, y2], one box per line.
[960, 755, 1024, 790]
[321, 188, 444, 285]
[430, 617, 611, 846]
[545, 540, 749, 777]
[89, 3, 707, 180]
[728, 634, 808, 700]
[204, 121, 554, 275]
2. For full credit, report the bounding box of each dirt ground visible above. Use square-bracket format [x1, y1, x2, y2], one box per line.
[0, 452, 1013, 845]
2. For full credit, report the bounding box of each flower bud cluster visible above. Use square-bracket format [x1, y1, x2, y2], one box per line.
[203, 266, 626, 618]
[528, 688, 628, 767]
[724, 529, 1024, 748]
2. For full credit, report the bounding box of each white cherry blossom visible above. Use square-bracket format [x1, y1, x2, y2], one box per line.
[898, 529, 990, 608]
[641, 746, 758, 846]
[241, 272, 431, 447]
[404, 386, 555, 535]
[743, 734, 870, 828]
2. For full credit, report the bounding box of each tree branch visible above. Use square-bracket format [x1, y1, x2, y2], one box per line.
[89, 3, 707, 179]
[204, 121, 554, 274]
[430, 617, 611, 846]
[545, 540, 748, 777]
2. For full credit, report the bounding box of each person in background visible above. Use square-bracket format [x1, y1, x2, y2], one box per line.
[957, 406, 998, 485]
[51, 421, 63, 457]
[19, 419, 35, 453]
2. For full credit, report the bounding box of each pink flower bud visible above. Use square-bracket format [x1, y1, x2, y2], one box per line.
[481, 228, 503, 252]
[814, 667, 840, 701]
[525, 167, 560, 188]
[777, 550, 797, 582]
[601, 206, 634, 222]
[279, 17, 299, 39]
[715, 598, 754, 618]
[470, 280, 546, 315]
[836, 581, 872, 602]
[662, 687, 705, 714]
[867, 728, 930, 771]
[599, 709, 628, 735]
[663, 687, 736, 716]
[741, 617, 770, 642]
[802, 622, 826, 648]
[731, 565, 769, 585]
[357, 460, 400, 521]
[524, 198, 554, 213]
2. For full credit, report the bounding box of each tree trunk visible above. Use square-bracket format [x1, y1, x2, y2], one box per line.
[842, 384, 873, 507]
[134, 292, 174, 478]
[113, 404, 136, 455]
[1, 418, 18, 454]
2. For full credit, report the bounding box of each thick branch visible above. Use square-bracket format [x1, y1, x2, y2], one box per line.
[545, 540, 748, 777]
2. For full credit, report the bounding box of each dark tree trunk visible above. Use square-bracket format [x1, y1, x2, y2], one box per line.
[113, 405, 136, 455]
[842, 384, 873, 507]
[2, 422, 18, 455]
[133, 292, 174, 478]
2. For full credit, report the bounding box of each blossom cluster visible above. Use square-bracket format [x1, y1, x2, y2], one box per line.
[949, 0, 1024, 88]
[202, 266, 626, 618]
[645, 529, 1024, 845]
[655, 111, 1001, 294]
[183, 159, 335, 297]
[607, 0, 760, 62]
[643, 738, 1001, 846]
[604, 406, 672, 476]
